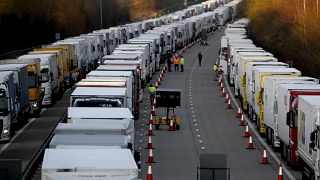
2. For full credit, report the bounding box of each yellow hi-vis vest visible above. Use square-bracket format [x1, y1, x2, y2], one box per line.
[148, 86, 156, 93]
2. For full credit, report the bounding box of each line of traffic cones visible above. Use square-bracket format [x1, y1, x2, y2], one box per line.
[246, 135, 255, 149]
[260, 146, 269, 164]
[151, 106, 156, 116]
[225, 93, 229, 103]
[168, 119, 176, 131]
[237, 106, 241, 118]
[148, 114, 153, 125]
[239, 113, 245, 126]
[147, 124, 154, 136]
[146, 136, 154, 149]
[227, 99, 232, 109]
[243, 122, 251, 137]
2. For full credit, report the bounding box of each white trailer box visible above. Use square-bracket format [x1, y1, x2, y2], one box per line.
[251, 67, 301, 134]
[236, 56, 277, 99]
[276, 84, 320, 167]
[298, 96, 320, 179]
[263, 77, 319, 147]
[41, 149, 138, 180]
[50, 134, 128, 149]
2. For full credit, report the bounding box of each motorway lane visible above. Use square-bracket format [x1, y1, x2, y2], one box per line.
[139, 28, 302, 179]
[0, 90, 71, 172]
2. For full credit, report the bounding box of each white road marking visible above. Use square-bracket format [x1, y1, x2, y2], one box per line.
[191, 111, 194, 114]
[193, 115, 196, 118]
[201, 147, 205, 150]
[199, 140, 203, 143]
[194, 124, 198, 126]
[223, 75, 296, 180]
[193, 119, 197, 122]
[197, 134, 201, 137]
[191, 107, 194, 110]
[195, 129, 199, 132]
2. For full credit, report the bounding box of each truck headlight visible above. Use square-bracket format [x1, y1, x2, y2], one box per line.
[3, 128, 9, 134]
[33, 103, 38, 108]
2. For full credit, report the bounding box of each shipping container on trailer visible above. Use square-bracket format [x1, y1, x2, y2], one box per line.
[41, 149, 138, 180]
[251, 67, 301, 134]
[297, 95, 320, 179]
[277, 84, 320, 168]
[263, 76, 319, 148]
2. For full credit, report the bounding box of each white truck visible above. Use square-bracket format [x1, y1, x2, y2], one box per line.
[41, 149, 138, 180]
[70, 87, 128, 110]
[0, 71, 28, 141]
[0, 64, 30, 125]
[297, 95, 320, 180]
[276, 84, 320, 168]
[19, 54, 59, 106]
[250, 67, 301, 134]
[53, 123, 133, 149]
[263, 77, 319, 148]
[245, 62, 289, 117]
[93, 66, 142, 119]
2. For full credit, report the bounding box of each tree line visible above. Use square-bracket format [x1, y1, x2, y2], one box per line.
[244, 0, 320, 77]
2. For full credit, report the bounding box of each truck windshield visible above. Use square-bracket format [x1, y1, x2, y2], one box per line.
[27, 72, 37, 88]
[0, 89, 8, 113]
[73, 99, 122, 107]
[41, 68, 49, 83]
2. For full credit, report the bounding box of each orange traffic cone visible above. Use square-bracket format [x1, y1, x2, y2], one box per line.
[237, 106, 241, 118]
[151, 106, 156, 116]
[260, 146, 269, 164]
[146, 149, 155, 164]
[147, 124, 154, 136]
[278, 163, 283, 180]
[225, 93, 229, 103]
[146, 136, 154, 149]
[239, 113, 245, 126]
[153, 98, 156, 107]
[220, 82, 224, 91]
[222, 88, 226, 97]
[158, 77, 161, 85]
[243, 122, 250, 137]
[227, 99, 232, 109]
[163, 67, 166, 73]
[146, 165, 153, 180]
[218, 77, 221, 86]
[148, 114, 153, 125]
[246, 135, 254, 149]
[155, 81, 159, 88]
[168, 119, 176, 131]
[160, 73, 163, 81]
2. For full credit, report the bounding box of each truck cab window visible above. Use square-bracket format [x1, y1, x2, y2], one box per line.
[0, 90, 8, 115]
[27, 72, 37, 88]
[41, 68, 49, 83]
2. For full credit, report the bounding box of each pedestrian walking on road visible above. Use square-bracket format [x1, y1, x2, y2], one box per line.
[180, 55, 185, 72]
[198, 51, 203, 66]
[213, 63, 218, 81]
[173, 55, 180, 71]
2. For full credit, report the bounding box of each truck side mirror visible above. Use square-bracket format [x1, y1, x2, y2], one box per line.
[310, 142, 316, 150]
[310, 131, 316, 142]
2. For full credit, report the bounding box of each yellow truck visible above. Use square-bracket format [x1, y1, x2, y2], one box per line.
[1, 58, 43, 115]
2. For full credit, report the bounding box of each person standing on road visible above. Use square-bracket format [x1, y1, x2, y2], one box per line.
[213, 63, 218, 81]
[180, 55, 185, 72]
[148, 83, 156, 104]
[173, 55, 180, 71]
[198, 51, 203, 66]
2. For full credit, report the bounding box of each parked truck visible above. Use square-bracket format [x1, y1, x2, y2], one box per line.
[0, 64, 30, 124]
[20, 53, 60, 106]
[263, 77, 319, 148]
[245, 61, 289, 117]
[41, 149, 138, 180]
[0, 71, 21, 141]
[0, 58, 42, 115]
[250, 67, 301, 134]
[277, 84, 320, 168]
[297, 96, 320, 180]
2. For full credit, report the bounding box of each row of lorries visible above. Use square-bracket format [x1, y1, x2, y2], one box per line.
[0, 0, 242, 143]
[39, 0, 244, 179]
[221, 18, 320, 179]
